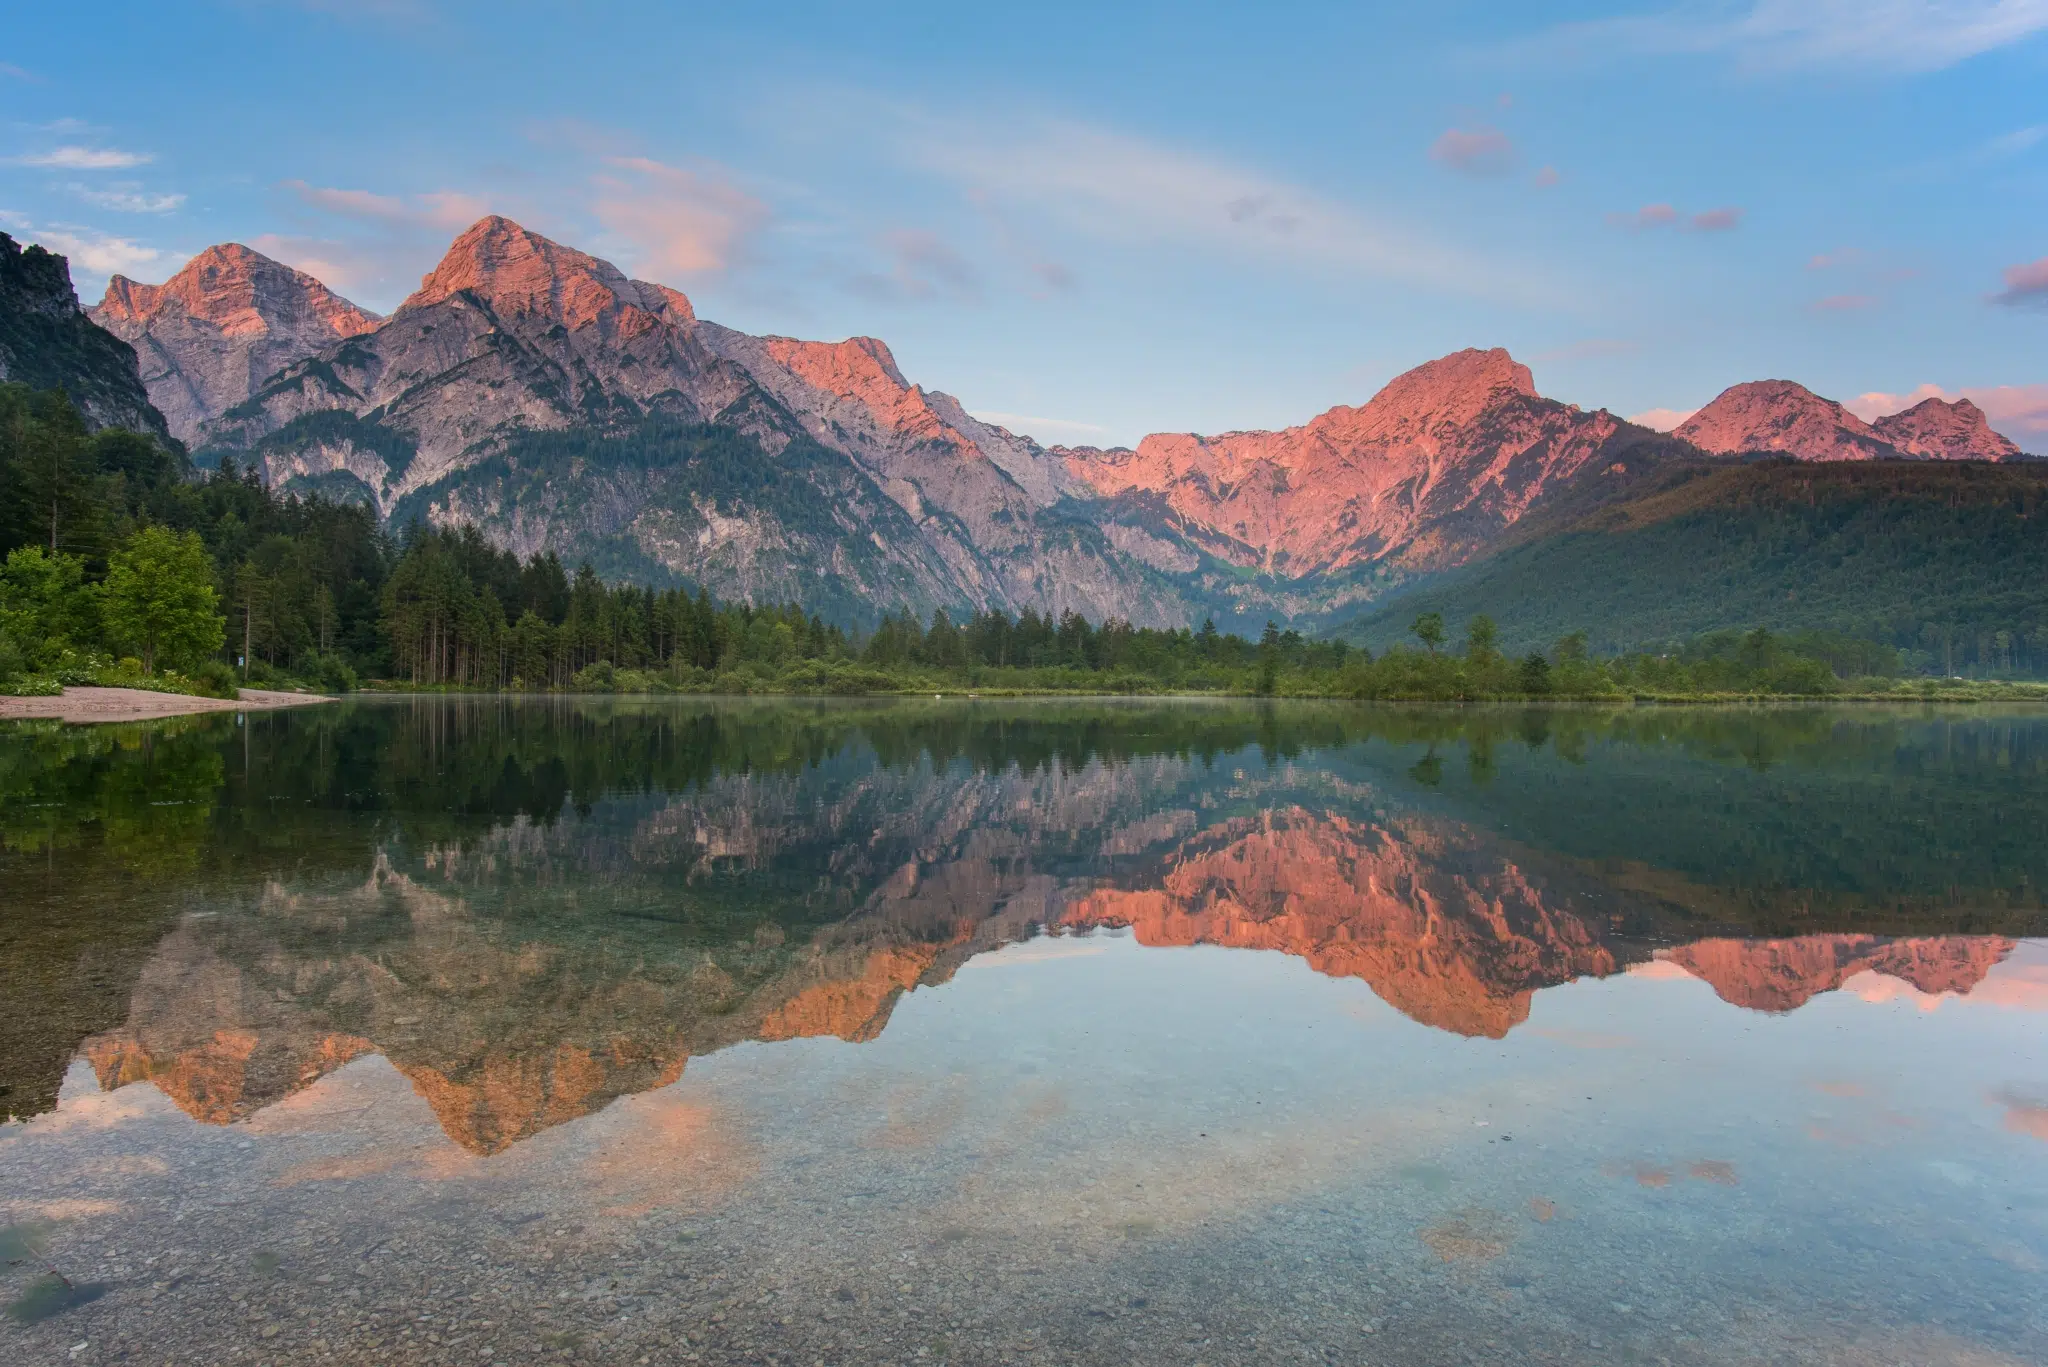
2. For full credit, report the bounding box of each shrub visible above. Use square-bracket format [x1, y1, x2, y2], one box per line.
[314, 654, 358, 693]
[192, 660, 241, 699]
[570, 659, 617, 692]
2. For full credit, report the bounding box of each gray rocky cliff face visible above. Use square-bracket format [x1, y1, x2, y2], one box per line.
[0, 232, 171, 440]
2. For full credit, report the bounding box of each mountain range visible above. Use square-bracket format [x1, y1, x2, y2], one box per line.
[3, 217, 2032, 629]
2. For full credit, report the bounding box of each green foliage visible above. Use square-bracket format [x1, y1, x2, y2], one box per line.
[101, 527, 225, 675]
[1346, 459, 2048, 677]
[0, 546, 97, 669]
[1412, 611, 1446, 654]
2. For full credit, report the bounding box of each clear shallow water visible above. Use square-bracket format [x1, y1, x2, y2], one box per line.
[2, 698, 2046, 1366]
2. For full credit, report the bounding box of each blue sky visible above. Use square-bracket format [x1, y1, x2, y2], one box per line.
[3, 1, 2044, 447]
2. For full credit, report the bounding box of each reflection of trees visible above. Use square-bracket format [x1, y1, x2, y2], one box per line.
[0, 717, 222, 868]
[0, 717, 229, 1120]
[9, 697, 2048, 1127]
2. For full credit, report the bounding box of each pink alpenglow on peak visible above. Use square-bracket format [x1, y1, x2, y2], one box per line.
[96, 243, 380, 340]
[1674, 380, 1904, 461]
[1871, 396, 2024, 462]
[1060, 347, 1673, 585]
[401, 215, 693, 334]
[90, 242, 383, 443]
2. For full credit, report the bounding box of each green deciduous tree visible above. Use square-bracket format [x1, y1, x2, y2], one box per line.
[101, 527, 224, 675]
[0, 546, 97, 667]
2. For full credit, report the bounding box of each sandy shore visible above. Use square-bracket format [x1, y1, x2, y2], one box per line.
[0, 685, 336, 724]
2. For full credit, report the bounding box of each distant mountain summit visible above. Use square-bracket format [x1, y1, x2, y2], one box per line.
[1675, 379, 1904, 461]
[0, 231, 169, 439]
[1060, 347, 1693, 615]
[1674, 380, 2024, 463]
[1871, 395, 2023, 462]
[92, 244, 379, 444]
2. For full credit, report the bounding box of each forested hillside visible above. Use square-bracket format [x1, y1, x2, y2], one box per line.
[1342, 460, 2048, 676]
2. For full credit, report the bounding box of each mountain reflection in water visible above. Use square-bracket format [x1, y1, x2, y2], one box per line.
[6, 698, 2043, 1153]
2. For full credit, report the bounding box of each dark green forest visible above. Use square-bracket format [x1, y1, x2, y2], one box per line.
[1344, 459, 2048, 676]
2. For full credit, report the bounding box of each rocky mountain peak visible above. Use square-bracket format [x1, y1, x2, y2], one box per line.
[1349, 346, 1539, 434]
[402, 215, 661, 330]
[1872, 395, 2023, 462]
[757, 335, 918, 412]
[97, 243, 381, 341]
[1675, 379, 1900, 460]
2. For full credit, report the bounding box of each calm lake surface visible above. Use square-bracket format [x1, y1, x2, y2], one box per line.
[3, 698, 2046, 1367]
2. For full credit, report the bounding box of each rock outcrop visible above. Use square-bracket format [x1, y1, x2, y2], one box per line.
[1059, 348, 1691, 615]
[1872, 396, 2024, 461]
[90, 244, 380, 444]
[0, 232, 170, 439]
[1675, 380, 1907, 461]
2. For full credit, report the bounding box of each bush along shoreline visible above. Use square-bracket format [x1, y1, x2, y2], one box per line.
[5, 381, 2044, 705]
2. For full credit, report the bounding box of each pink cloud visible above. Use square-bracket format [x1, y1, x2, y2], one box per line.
[1429, 126, 1516, 177]
[592, 156, 768, 278]
[1807, 247, 1866, 270]
[1531, 164, 1561, 187]
[248, 233, 415, 298]
[1848, 382, 2048, 443]
[1627, 407, 1697, 432]
[1812, 293, 1876, 312]
[1608, 203, 1744, 233]
[1609, 202, 1681, 231]
[1993, 256, 2048, 307]
[282, 181, 490, 232]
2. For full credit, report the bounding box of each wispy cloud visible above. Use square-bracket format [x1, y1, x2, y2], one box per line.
[0, 62, 41, 83]
[282, 179, 487, 231]
[69, 183, 185, 214]
[246, 233, 396, 296]
[1985, 124, 2048, 158]
[1429, 126, 1516, 177]
[15, 145, 151, 170]
[1628, 406, 1699, 431]
[1807, 247, 1867, 269]
[966, 188, 1080, 296]
[0, 214, 164, 278]
[1610, 202, 1682, 231]
[1848, 381, 2048, 440]
[1992, 255, 2048, 307]
[845, 228, 983, 304]
[1515, 1, 2048, 75]
[1811, 292, 1877, 310]
[1531, 164, 1562, 187]
[591, 156, 770, 277]
[897, 111, 1562, 306]
[1608, 202, 1745, 232]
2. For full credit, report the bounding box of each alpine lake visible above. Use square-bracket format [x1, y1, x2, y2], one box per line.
[2, 697, 2045, 1367]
